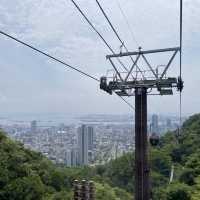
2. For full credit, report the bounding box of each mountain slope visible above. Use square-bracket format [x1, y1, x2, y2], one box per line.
[93, 114, 200, 200]
[0, 130, 132, 200]
[2, 113, 200, 200]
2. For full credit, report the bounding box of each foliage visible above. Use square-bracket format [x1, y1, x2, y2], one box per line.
[179, 168, 196, 186]
[0, 130, 131, 199]
[95, 183, 132, 200]
[166, 183, 191, 200]
[2, 113, 200, 199]
[191, 176, 200, 200]
[94, 113, 200, 199]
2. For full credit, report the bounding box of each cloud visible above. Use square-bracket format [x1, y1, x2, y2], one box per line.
[0, 0, 199, 115]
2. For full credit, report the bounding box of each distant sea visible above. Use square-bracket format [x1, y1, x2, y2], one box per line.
[0, 113, 134, 127]
[0, 113, 182, 127]
[0, 113, 79, 126]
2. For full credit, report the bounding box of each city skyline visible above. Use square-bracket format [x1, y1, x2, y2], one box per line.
[2, 113, 180, 166]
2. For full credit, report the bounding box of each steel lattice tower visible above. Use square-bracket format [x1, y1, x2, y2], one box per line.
[100, 46, 183, 200]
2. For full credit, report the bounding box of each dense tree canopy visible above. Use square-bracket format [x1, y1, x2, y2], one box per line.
[0, 130, 132, 200]
[1, 113, 200, 199]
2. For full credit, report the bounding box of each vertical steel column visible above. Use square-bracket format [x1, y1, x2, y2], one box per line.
[135, 87, 149, 200]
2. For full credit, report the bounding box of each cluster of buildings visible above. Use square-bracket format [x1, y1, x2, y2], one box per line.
[149, 114, 179, 136]
[1, 114, 183, 167]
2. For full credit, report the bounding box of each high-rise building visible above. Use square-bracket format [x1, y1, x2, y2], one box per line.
[77, 125, 95, 166]
[65, 149, 78, 167]
[78, 125, 89, 166]
[88, 126, 94, 151]
[31, 120, 37, 133]
[71, 149, 78, 167]
[166, 118, 172, 130]
[88, 126, 94, 163]
[65, 150, 72, 167]
[151, 114, 159, 134]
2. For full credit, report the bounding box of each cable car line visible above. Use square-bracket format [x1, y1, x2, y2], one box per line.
[115, 0, 139, 47]
[95, 0, 144, 79]
[179, 0, 183, 135]
[0, 30, 134, 110]
[0, 31, 99, 82]
[69, 0, 131, 75]
[115, 93, 135, 110]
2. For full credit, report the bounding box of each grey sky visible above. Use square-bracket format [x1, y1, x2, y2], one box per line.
[0, 0, 199, 116]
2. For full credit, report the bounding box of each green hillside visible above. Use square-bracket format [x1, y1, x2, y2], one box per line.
[0, 130, 131, 200]
[94, 114, 200, 200]
[1, 114, 200, 200]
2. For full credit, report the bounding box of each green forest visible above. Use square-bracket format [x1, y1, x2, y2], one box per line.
[1, 114, 200, 200]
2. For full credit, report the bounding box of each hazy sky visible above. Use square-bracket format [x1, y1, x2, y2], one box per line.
[0, 0, 199, 116]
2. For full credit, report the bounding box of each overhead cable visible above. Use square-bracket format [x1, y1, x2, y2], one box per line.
[0, 30, 99, 82]
[0, 30, 134, 110]
[115, 93, 135, 110]
[179, 0, 183, 134]
[95, 0, 144, 78]
[69, 0, 131, 73]
[115, 0, 139, 47]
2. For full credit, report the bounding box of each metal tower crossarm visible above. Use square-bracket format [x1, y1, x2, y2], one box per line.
[106, 47, 180, 58]
[102, 46, 181, 96]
